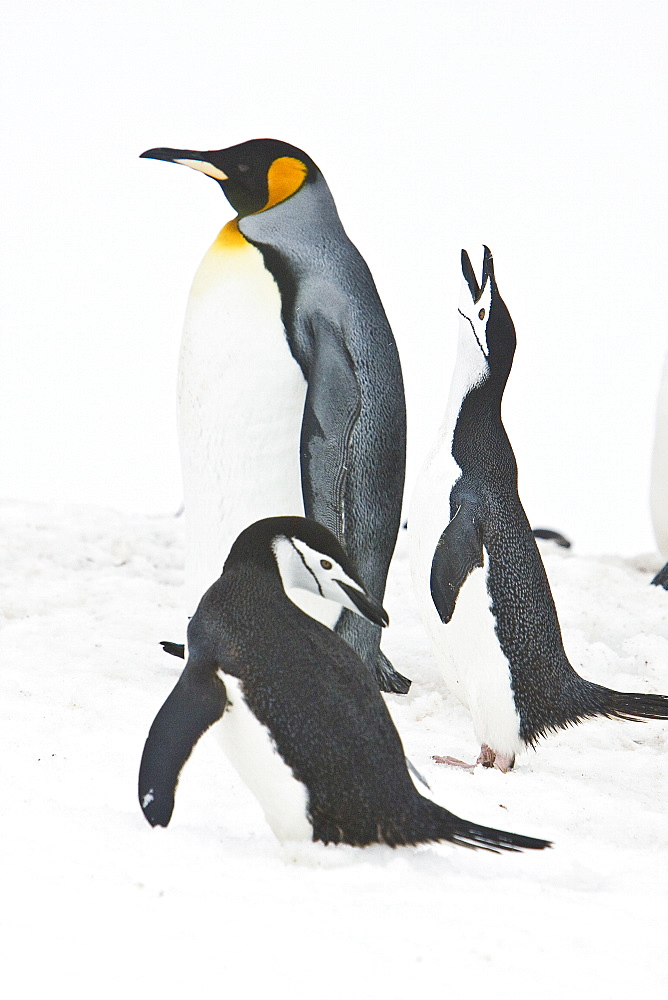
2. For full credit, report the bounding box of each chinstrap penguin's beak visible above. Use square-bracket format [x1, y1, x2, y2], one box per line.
[336, 581, 389, 628]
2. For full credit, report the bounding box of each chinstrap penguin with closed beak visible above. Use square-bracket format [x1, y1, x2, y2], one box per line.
[140, 138, 408, 693]
[139, 516, 550, 851]
[410, 246, 668, 771]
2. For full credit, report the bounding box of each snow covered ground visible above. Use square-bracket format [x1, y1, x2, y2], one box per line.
[3, 500, 666, 997]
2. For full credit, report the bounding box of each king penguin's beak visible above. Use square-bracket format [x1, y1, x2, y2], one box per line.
[139, 148, 228, 181]
[140, 147, 197, 162]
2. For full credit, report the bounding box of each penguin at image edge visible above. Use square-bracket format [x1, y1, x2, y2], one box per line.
[138, 515, 550, 852]
[410, 246, 668, 770]
[650, 352, 668, 588]
[140, 138, 409, 693]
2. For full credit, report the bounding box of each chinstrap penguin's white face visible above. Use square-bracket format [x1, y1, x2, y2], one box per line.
[456, 246, 515, 388]
[272, 535, 388, 627]
[457, 262, 493, 387]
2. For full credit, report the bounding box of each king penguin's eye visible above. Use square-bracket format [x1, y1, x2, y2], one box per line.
[320, 559, 333, 570]
[478, 308, 485, 320]
[238, 163, 249, 172]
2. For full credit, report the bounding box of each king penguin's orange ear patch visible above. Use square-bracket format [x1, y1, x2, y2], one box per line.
[262, 157, 308, 211]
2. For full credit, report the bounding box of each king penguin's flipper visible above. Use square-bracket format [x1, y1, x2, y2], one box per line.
[300, 320, 360, 537]
[161, 641, 185, 659]
[651, 562, 668, 589]
[138, 663, 227, 827]
[300, 321, 411, 694]
[430, 501, 484, 623]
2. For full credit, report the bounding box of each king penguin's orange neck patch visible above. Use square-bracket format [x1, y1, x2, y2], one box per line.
[261, 157, 308, 211]
[212, 218, 248, 251]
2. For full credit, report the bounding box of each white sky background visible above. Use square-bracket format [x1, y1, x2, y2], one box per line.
[2, 0, 667, 554]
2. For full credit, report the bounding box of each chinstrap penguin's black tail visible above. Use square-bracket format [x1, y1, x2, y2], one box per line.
[532, 528, 572, 549]
[520, 676, 668, 747]
[419, 798, 551, 853]
[313, 799, 551, 851]
[589, 683, 668, 723]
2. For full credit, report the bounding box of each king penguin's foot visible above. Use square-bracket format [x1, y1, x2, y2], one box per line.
[651, 562, 668, 589]
[432, 745, 515, 772]
[373, 650, 412, 694]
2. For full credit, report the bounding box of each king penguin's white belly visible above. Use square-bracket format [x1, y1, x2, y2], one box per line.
[215, 671, 313, 843]
[409, 437, 522, 757]
[178, 225, 307, 612]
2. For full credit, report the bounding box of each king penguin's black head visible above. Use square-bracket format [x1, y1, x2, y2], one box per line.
[140, 138, 319, 218]
[459, 246, 516, 386]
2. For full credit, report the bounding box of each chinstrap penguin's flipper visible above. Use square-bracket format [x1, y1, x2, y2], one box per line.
[138, 664, 227, 827]
[430, 501, 483, 624]
[161, 641, 185, 659]
[651, 562, 668, 589]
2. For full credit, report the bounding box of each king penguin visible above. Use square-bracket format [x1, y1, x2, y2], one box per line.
[140, 138, 408, 693]
[410, 247, 668, 770]
[138, 515, 549, 851]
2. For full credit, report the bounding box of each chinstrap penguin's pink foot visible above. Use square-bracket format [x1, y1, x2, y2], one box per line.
[477, 744, 515, 772]
[432, 755, 476, 770]
[432, 745, 515, 772]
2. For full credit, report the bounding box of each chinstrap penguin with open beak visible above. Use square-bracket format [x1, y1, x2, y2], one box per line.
[410, 247, 668, 771]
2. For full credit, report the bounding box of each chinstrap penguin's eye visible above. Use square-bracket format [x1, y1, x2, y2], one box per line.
[320, 559, 333, 570]
[478, 308, 485, 320]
